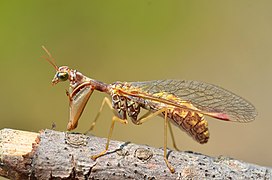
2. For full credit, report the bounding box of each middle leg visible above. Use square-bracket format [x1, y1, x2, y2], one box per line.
[91, 115, 128, 160]
[84, 97, 114, 134]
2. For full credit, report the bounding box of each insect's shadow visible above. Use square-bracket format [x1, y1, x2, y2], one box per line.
[166, 149, 174, 159]
[101, 141, 174, 160]
[103, 141, 131, 157]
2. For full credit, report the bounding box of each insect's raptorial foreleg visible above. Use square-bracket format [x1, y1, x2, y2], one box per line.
[91, 115, 128, 160]
[85, 97, 114, 134]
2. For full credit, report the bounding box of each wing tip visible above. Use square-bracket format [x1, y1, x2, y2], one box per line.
[205, 111, 258, 122]
[205, 112, 230, 121]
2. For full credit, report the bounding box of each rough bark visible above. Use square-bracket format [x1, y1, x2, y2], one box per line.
[0, 128, 271, 179]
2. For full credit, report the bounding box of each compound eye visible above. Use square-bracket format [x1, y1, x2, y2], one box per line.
[57, 72, 69, 81]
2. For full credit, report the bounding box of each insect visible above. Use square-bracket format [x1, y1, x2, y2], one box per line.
[42, 46, 257, 173]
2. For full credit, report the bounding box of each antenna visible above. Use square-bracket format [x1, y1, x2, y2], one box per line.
[42, 46, 58, 71]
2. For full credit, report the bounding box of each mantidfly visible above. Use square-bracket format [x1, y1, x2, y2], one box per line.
[42, 46, 257, 173]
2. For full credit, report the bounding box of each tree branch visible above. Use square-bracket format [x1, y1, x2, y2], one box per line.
[0, 128, 271, 179]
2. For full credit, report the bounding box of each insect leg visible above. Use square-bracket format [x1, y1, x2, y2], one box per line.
[91, 115, 128, 160]
[136, 108, 175, 173]
[168, 122, 180, 151]
[136, 108, 166, 125]
[133, 111, 152, 125]
[164, 110, 175, 173]
[84, 97, 114, 134]
[137, 109, 180, 151]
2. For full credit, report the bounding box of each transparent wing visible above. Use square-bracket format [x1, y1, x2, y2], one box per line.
[130, 80, 257, 122]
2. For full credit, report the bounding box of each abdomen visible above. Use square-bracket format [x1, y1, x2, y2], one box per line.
[169, 108, 210, 144]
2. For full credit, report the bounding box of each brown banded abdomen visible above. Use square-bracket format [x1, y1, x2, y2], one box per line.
[171, 109, 209, 144]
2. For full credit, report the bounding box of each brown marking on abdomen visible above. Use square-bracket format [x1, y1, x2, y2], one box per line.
[171, 109, 209, 144]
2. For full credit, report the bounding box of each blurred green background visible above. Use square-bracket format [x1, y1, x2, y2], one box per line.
[0, 1, 271, 177]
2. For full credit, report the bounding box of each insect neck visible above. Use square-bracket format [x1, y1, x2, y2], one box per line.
[89, 78, 109, 93]
[69, 70, 109, 93]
